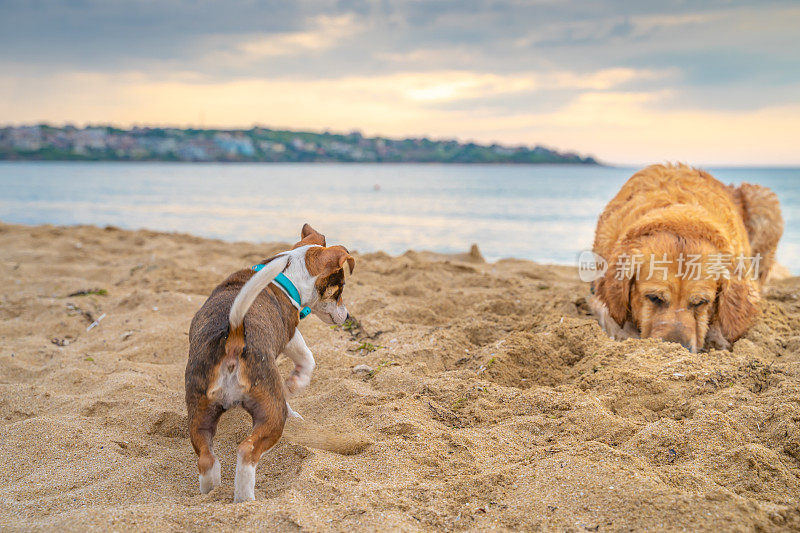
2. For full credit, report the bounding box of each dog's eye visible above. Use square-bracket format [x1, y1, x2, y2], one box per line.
[690, 299, 709, 308]
[646, 294, 665, 306]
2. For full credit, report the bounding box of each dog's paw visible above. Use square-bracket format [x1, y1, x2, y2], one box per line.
[286, 401, 303, 420]
[233, 456, 256, 503]
[199, 459, 221, 494]
[285, 369, 311, 394]
[705, 324, 731, 351]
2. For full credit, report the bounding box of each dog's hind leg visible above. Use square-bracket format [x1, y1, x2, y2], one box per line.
[731, 183, 784, 285]
[188, 397, 224, 494]
[234, 388, 287, 503]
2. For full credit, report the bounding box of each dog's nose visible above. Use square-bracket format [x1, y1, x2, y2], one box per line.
[662, 328, 694, 352]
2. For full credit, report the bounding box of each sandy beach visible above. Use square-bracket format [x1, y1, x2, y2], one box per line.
[1, 221, 799, 531]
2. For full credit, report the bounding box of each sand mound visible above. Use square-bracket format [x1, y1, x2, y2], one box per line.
[1, 222, 799, 531]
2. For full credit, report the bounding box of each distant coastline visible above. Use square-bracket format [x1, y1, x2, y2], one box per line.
[0, 124, 599, 165]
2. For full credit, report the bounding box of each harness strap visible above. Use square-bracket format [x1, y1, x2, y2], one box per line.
[251, 264, 311, 319]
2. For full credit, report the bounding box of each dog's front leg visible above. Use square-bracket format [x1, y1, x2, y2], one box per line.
[282, 329, 316, 395]
[705, 323, 731, 351]
[589, 295, 635, 340]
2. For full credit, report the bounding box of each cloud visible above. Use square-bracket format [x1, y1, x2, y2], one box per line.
[364, 68, 659, 102]
[0, 0, 798, 163]
[237, 14, 359, 58]
[0, 66, 658, 122]
[2, 67, 797, 165]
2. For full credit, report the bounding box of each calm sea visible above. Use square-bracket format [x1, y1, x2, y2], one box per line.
[0, 162, 797, 272]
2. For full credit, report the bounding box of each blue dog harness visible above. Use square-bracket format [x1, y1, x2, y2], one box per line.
[251, 264, 311, 319]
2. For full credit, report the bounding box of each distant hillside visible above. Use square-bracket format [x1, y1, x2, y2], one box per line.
[0, 124, 599, 165]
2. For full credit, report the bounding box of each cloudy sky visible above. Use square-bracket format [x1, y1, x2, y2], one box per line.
[1, 0, 798, 164]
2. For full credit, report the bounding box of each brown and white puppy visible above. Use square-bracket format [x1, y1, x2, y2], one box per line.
[590, 164, 783, 352]
[185, 224, 354, 502]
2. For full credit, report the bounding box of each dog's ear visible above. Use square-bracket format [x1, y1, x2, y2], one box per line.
[594, 253, 632, 327]
[294, 223, 326, 248]
[715, 277, 760, 343]
[306, 245, 354, 278]
[341, 254, 355, 276]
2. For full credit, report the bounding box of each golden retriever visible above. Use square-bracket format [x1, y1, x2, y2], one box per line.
[589, 163, 783, 352]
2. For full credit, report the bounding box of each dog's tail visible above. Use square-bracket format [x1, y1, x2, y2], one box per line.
[224, 254, 290, 370]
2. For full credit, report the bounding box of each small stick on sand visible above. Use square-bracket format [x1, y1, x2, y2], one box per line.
[86, 313, 107, 331]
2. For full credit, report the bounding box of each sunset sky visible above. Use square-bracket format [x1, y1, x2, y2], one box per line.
[1, 0, 798, 165]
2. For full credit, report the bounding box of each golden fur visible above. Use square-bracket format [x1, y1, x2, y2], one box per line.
[591, 163, 783, 352]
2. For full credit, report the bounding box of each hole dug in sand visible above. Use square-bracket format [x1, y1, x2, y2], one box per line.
[482, 317, 612, 388]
